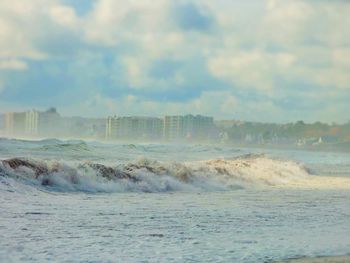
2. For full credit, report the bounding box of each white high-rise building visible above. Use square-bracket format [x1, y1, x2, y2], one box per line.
[4, 108, 62, 138]
[163, 116, 184, 140]
[5, 112, 26, 137]
[163, 114, 215, 141]
[106, 116, 163, 140]
[25, 110, 39, 135]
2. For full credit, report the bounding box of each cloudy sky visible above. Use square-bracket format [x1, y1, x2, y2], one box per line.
[0, 0, 349, 123]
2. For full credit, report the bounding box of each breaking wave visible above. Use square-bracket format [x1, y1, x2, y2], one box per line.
[1, 154, 350, 193]
[36, 141, 91, 153]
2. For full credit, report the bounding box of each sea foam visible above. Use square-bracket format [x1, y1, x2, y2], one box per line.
[1, 154, 350, 193]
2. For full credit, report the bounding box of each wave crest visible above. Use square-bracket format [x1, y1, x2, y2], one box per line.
[1, 155, 349, 193]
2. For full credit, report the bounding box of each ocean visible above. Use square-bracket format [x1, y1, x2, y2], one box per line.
[0, 138, 350, 263]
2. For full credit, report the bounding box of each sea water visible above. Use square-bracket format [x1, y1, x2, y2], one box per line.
[0, 138, 350, 263]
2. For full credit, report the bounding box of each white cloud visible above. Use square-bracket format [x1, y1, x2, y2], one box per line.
[0, 0, 349, 122]
[208, 50, 296, 92]
[63, 90, 331, 123]
[122, 56, 148, 88]
[206, 0, 350, 94]
[83, 0, 170, 46]
[0, 59, 28, 70]
[49, 4, 79, 29]
[0, 0, 83, 61]
[0, 0, 53, 60]
[63, 91, 226, 118]
[260, 0, 314, 46]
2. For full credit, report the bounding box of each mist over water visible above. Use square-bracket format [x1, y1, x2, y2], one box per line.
[1, 0, 350, 261]
[1, 138, 350, 262]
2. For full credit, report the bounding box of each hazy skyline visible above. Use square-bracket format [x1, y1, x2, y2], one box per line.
[0, 0, 349, 123]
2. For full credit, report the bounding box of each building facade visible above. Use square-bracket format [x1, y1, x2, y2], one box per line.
[163, 115, 184, 140]
[163, 114, 215, 141]
[5, 112, 26, 136]
[106, 116, 163, 140]
[25, 110, 39, 136]
[4, 108, 62, 138]
[37, 108, 61, 137]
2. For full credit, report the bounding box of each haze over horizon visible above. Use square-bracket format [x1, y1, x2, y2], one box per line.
[0, 0, 349, 123]
[1, 107, 349, 126]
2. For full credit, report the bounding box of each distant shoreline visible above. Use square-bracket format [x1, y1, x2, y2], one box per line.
[275, 255, 350, 263]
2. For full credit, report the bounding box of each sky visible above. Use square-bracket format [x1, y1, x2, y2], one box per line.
[0, 0, 349, 123]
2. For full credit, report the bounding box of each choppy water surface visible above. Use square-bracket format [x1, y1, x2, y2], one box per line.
[0, 138, 350, 262]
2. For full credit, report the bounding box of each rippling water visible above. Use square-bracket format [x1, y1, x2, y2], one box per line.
[0, 138, 350, 262]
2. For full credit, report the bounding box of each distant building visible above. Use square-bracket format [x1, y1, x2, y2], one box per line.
[4, 108, 62, 138]
[4, 109, 214, 141]
[106, 116, 116, 139]
[25, 110, 39, 135]
[163, 115, 184, 140]
[106, 116, 163, 140]
[134, 117, 163, 139]
[64, 116, 105, 139]
[5, 112, 26, 136]
[37, 108, 62, 137]
[191, 114, 215, 139]
[163, 114, 215, 141]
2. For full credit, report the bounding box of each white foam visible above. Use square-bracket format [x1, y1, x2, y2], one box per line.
[1, 155, 350, 193]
